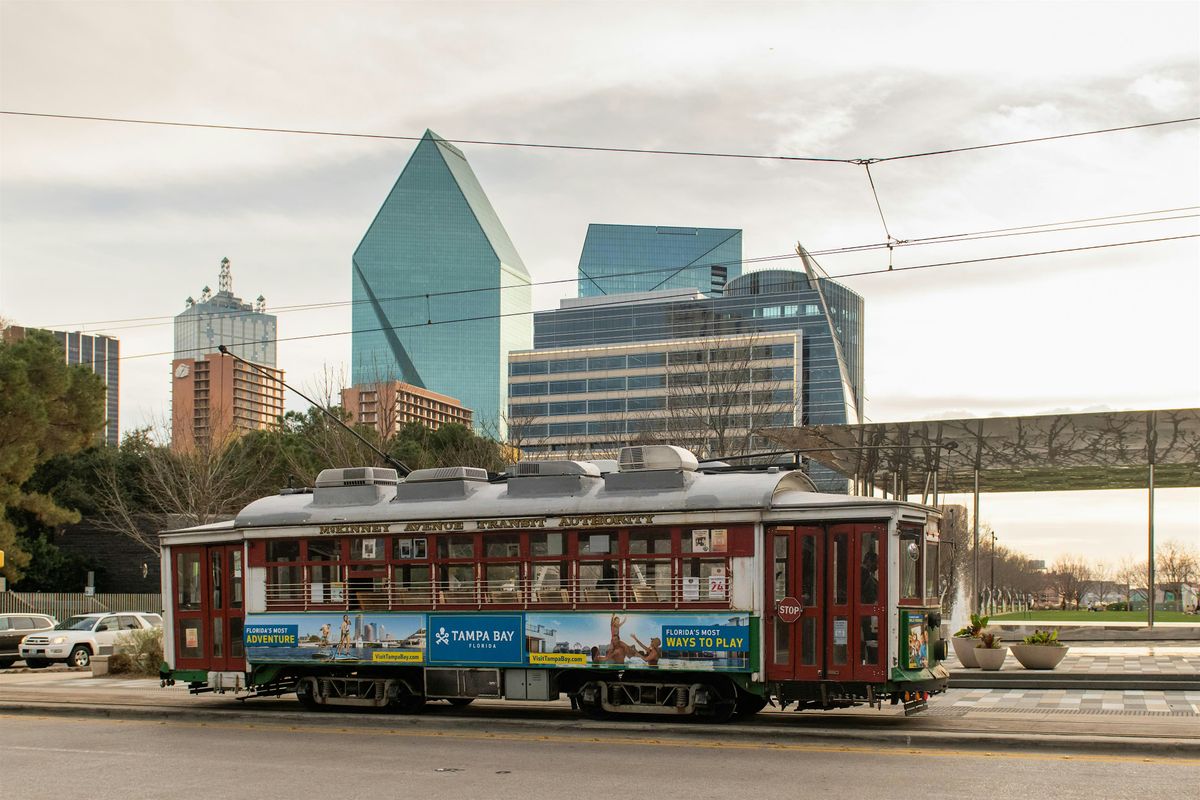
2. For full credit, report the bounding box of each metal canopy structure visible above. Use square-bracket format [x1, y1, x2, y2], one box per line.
[764, 408, 1200, 625]
[764, 408, 1200, 496]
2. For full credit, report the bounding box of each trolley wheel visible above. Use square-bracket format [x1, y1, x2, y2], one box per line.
[575, 683, 608, 719]
[446, 698, 474, 707]
[391, 689, 427, 714]
[0, 658, 17, 670]
[735, 691, 769, 717]
[295, 678, 328, 712]
[696, 683, 737, 723]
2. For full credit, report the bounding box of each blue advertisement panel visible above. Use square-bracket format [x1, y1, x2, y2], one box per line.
[524, 612, 752, 671]
[243, 612, 426, 665]
[244, 624, 298, 647]
[427, 614, 524, 665]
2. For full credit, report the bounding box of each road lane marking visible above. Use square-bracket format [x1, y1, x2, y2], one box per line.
[0, 713, 1196, 767]
[1, 745, 143, 756]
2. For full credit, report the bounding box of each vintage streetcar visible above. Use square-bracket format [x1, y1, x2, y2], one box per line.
[159, 445, 948, 720]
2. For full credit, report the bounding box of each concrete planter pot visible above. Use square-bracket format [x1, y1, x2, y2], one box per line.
[1011, 644, 1069, 670]
[951, 636, 980, 668]
[974, 646, 1008, 671]
[90, 655, 110, 677]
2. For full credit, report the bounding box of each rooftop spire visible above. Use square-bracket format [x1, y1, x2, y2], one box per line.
[219, 257, 232, 293]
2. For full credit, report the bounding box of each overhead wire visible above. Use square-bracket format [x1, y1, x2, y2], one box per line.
[2, 110, 1196, 164]
[38, 207, 1199, 333]
[111, 232, 1200, 363]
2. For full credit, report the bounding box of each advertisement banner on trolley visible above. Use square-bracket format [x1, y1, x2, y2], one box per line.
[244, 612, 753, 671]
[523, 612, 752, 671]
[243, 612, 426, 665]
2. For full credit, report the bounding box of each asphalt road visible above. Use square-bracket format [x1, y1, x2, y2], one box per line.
[2, 712, 1196, 800]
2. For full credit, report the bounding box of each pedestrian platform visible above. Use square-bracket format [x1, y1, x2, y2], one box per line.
[945, 641, 1200, 690]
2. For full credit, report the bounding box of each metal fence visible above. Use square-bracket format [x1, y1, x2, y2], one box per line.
[0, 592, 163, 620]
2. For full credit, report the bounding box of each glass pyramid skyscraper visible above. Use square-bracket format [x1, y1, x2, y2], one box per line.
[352, 130, 532, 433]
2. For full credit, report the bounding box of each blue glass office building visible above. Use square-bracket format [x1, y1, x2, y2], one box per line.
[577, 224, 742, 298]
[352, 130, 532, 433]
[533, 258, 863, 488]
[537, 268, 862, 426]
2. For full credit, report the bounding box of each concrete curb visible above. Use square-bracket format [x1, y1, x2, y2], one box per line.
[3, 699, 1197, 757]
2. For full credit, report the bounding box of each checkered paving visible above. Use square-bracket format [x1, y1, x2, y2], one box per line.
[930, 687, 1200, 715]
[944, 643, 1200, 675]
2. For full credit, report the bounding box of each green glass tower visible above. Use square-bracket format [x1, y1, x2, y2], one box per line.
[352, 130, 532, 433]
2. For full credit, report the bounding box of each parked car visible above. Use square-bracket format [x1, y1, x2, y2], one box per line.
[0, 614, 57, 668]
[19, 612, 163, 668]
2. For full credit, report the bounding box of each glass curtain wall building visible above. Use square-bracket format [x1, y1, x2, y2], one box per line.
[352, 129, 532, 433]
[508, 333, 801, 457]
[2, 325, 121, 446]
[55, 330, 120, 446]
[173, 258, 277, 367]
[534, 261, 863, 490]
[577, 224, 742, 298]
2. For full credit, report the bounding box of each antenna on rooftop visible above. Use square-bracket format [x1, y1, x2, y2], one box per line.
[219, 257, 232, 293]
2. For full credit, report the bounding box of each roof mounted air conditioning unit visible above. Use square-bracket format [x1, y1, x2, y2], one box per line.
[617, 445, 699, 473]
[315, 467, 399, 488]
[507, 460, 601, 478]
[405, 466, 490, 483]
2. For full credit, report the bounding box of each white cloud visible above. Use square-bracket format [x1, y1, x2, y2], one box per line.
[1128, 74, 1193, 113]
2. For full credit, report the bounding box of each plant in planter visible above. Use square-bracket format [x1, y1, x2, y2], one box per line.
[1011, 628, 1069, 670]
[950, 613, 988, 668]
[973, 632, 1008, 671]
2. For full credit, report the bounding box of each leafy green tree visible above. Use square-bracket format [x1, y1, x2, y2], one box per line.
[0, 330, 106, 582]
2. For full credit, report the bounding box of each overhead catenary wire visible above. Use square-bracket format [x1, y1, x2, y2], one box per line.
[112, 233, 1200, 363]
[2, 110, 1196, 164]
[35, 207, 1200, 333]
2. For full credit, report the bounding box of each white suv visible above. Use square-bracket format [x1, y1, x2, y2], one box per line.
[20, 612, 163, 668]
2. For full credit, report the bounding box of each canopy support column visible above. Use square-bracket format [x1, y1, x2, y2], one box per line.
[1147, 410, 1158, 629]
[972, 467, 980, 614]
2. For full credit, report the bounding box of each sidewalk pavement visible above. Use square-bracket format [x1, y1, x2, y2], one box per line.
[1, 645, 1197, 755]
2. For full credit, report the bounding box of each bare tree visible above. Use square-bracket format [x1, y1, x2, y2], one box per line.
[1156, 539, 1200, 587]
[282, 364, 387, 485]
[663, 336, 793, 459]
[1114, 558, 1149, 606]
[93, 422, 279, 554]
[1048, 554, 1095, 610]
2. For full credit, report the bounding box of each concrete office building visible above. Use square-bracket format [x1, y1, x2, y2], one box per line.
[508, 332, 801, 458]
[577, 224, 742, 298]
[2, 325, 120, 446]
[352, 129, 532, 435]
[342, 381, 473, 437]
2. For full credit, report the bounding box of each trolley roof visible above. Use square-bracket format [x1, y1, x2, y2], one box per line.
[160, 469, 933, 539]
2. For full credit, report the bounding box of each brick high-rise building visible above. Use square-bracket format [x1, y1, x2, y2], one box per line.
[170, 354, 284, 450]
[171, 258, 283, 450]
[342, 381, 472, 437]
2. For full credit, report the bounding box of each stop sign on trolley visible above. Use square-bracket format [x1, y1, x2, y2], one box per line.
[776, 596, 803, 623]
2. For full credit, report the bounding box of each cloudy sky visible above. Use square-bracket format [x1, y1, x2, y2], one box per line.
[1, 1, 1197, 565]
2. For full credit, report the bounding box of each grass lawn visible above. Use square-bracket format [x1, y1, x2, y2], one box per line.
[990, 610, 1196, 623]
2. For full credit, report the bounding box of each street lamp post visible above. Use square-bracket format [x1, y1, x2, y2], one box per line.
[990, 531, 997, 614]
